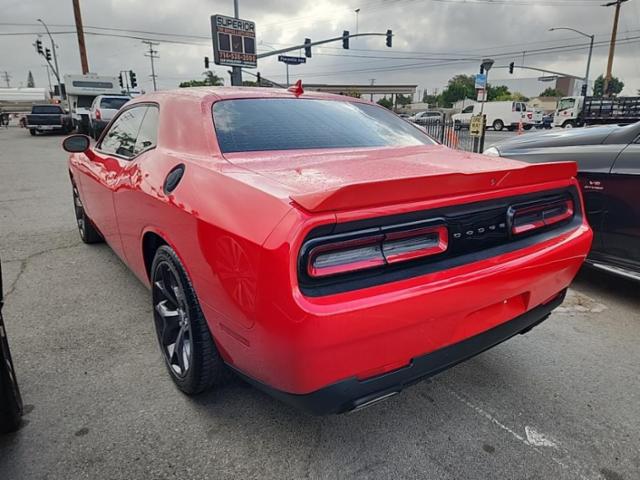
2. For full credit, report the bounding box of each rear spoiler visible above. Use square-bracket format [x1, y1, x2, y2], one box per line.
[290, 161, 577, 213]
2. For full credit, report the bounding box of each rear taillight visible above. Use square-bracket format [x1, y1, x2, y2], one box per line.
[95, 109, 101, 120]
[510, 198, 574, 235]
[307, 224, 448, 278]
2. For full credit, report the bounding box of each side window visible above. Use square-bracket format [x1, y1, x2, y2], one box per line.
[133, 106, 159, 155]
[462, 105, 474, 113]
[99, 107, 147, 159]
[514, 103, 522, 112]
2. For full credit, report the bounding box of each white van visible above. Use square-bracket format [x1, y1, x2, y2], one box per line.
[452, 101, 535, 131]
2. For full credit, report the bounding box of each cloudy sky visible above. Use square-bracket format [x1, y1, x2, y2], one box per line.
[2, 0, 640, 98]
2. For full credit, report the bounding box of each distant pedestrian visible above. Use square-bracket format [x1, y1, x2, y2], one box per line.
[0, 108, 9, 128]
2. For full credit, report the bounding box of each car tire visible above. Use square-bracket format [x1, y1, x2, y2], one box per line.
[493, 119, 504, 131]
[29, 129, 36, 136]
[0, 327, 23, 434]
[523, 124, 533, 130]
[151, 245, 227, 395]
[72, 183, 103, 244]
[562, 121, 575, 128]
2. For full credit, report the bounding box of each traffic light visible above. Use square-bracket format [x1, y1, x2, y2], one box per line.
[581, 83, 588, 96]
[386, 29, 392, 48]
[119, 73, 124, 88]
[342, 30, 349, 49]
[129, 71, 137, 89]
[204, 56, 210, 69]
[508, 62, 515, 74]
[304, 38, 312, 58]
[45, 48, 52, 61]
[35, 39, 43, 55]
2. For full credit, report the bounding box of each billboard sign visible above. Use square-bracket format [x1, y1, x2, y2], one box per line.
[211, 14, 257, 68]
[278, 55, 306, 65]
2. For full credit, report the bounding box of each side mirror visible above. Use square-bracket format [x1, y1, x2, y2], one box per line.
[62, 134, 90, 153]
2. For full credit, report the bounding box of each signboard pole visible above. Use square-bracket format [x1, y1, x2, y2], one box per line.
[231, 0, 242, 86]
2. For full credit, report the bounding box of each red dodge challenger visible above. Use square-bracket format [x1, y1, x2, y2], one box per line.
[63, 86, 592, 414]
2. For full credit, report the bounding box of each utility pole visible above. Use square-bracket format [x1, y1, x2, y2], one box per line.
[72, 0, 89, 74]
[355, 8, 360, 35]
[37, 19, 64, 101]
[143, 41, 159, 91]
[1, 71, 11, 88]
[603, 0, 628, 96]
[230, 0, 243, 86]
[369, 78, 375, 101]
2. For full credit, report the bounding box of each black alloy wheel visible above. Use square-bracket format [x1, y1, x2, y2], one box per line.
[151, 246, 226, 394]
[72, 184, 102, 244]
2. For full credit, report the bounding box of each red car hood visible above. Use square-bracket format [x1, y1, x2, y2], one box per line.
[223, 145, 577, 213]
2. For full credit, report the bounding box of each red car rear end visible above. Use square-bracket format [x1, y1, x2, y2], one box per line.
[66, 89, 592, 414]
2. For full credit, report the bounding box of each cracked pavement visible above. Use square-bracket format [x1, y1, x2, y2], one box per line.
[0, 127, 639, 480]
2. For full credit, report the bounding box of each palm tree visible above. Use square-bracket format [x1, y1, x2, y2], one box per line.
[203, 71, 224, 86]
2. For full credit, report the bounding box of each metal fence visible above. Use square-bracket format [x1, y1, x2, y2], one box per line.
[419, 120, 483, 153]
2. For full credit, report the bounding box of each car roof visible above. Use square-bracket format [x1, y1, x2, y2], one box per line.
[132, 86, 371, 104]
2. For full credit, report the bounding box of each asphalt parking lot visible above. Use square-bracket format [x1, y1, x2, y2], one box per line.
[0, 126, 638, 480]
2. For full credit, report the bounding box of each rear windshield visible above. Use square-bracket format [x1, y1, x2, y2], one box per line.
[100, 97, 129, 109]
[32, 105, 62, 114]
[212, 98, 435, 153]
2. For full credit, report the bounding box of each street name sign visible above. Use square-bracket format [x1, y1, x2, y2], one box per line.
[278, 55, 307, 65]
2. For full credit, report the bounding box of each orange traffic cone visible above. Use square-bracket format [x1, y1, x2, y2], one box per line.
[517, 121, 523, 135]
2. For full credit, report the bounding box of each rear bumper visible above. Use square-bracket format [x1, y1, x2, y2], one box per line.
[232, 289, 565, 415]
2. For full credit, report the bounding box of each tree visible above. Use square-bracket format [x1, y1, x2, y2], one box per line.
[440, 74, 475, 107]
[422, 93, 441, 107]
[377, 97, 393, 109]
[396, 93, 412, 106]
[593, 74, 624, 96]
[539, 88, 562, 97]
[26, 70, 35, 88]
[487, 85, 510, 101]
[179, 70, 224, 88]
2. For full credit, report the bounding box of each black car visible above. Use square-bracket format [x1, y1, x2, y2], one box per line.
[0, 259, 23, 433]
[484, 122, 640, 280]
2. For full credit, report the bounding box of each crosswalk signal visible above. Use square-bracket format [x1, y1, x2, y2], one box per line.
[342, 31, 349, 49]
[509, 62, 515, 74]
[304, 38, 312, 58]
[35, 39, 43, 55]
[119, 73, 124, 88]
[45, 48, 52, 61]
[129, 71, 137, 89]
[386, 29, 392, 48]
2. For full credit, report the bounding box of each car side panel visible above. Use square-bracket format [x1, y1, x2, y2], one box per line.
[599, 144, 640, 268]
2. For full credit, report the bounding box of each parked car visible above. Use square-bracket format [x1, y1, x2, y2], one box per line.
[485, 121, 639, 280]
[88, 94, 131, 139]
[0, 258, 23, 433]
[409, 110, 444, 126]
[453, 101, 535, 131]
[63, 86, 591, 414]
[25, 104, 72, 135]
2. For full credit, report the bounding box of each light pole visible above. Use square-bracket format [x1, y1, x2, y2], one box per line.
[549, 27, 594, 96]
[37, 19, 64, 101]
[479, 58, 494, 117]
[355, 8, 360, 35]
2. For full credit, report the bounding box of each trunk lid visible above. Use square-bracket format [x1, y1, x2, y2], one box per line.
[223, 145, 577, 213]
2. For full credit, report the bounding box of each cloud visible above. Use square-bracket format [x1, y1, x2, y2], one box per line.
[1, 0, 639, 96]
